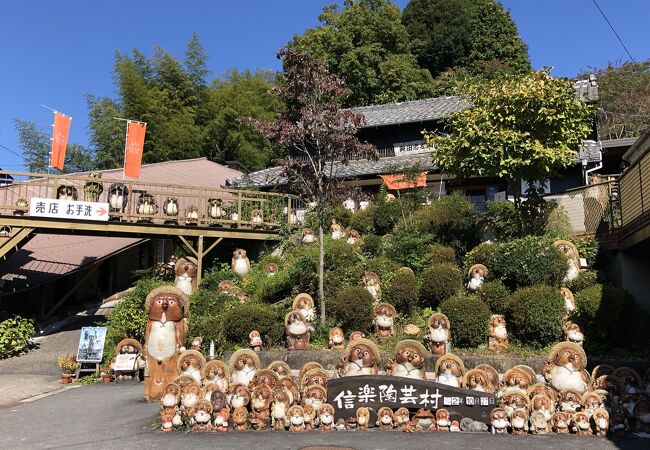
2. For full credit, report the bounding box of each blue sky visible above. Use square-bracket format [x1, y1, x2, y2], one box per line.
[1, 0, 649, 172]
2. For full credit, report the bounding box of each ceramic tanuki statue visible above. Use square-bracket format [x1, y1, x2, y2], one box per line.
[554, 240, 582, 282]
[356, 407, 370, 431]
[328, 327, 345, 350]
[112, 338, 144, 381]
[427, 313, 451, 356]
[336, 338, 380, 377]
[487, 314, 508, 351]
[593, 408, 610, 436]
[373, 303, 396, 339]
[435, 353, 465, 388]
[564, 321, 585, 346]
[285, 310, 310, 350]
[510, 408, 528, 435]
[210, 390, 230, 432]
[202, 360, 229, 393]
[250, 384, 272, 430]
[463, 368, 495, 393]
[231, 248, 251, 277]
[228, 349, 260, 387]
[293, 293, 316, 326]
[467, 264, 487, 292]
[177, 349, 206, 385]
[143, 286, 189, 402]
[501, 367, 531, 396]
[490, 408, 509, 434]
[249, 330, 263, 352]
[271, 388, 292, 430]
[543, 341, 590, 394]
[384, 339, 428, 380]
[363, 272, 382, 301]
[192, 399, 213, 432]
[318, 404, 336, 431]
[302, 228, 315, 244]
[436, 409, 452, 431]
[174, 257, 198, 296]
[377, 407, 394, 430]
[331, 219, 345, 240]
[552, 411, 570, 434]
[560, 287, 576, 318]
[288, 405, 306, 432]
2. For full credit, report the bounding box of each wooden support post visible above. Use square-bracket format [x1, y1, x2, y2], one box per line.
[204, 237, 223, 258]
[197, 235, 204, 286]
[178, 235, 198, 258]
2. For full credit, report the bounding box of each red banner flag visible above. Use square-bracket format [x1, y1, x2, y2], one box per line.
[124, 121, 146, 178]
[50, 112, 71, 170]
[380, 172, 427, 190]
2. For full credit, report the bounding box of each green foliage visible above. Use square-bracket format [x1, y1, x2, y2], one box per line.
[544, 205, 574, 238]
[484, 200, 518, 240]
[464, 242, 499, 267]
[372, 198, 405, 235]
[440, 294, 491, 348]
[384, 269, 418, 314]
[418, 263, 463, 308]
[427, 243, 456, 265]
[360, 256, 402, 280]
[0, 316, 35, 358]
[199, 267, 234, 290]
[329, 287, 375, 333]
[386, 222, 434, 271]
[573, 284, 628, 342]
[509, 285, 565, 347]
[188, 315, 225, 350]
[477, 280, 511, 316]
[565, 270, 598, 292]
[349, 208, 375, 234]
[361, 234, 383, 257]
[220, 303, 284, 349]
[290, 0, 436, 107]
[190, 289, 230, 317]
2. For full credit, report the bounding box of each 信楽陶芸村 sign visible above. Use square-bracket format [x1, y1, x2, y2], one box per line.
[29, 198, 109, 221]
[327, 375, 496, 423]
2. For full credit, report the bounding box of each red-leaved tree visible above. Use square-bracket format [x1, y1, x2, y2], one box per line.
[250, 48, 378, 323]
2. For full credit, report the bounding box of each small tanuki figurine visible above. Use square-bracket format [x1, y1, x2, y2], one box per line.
[487, 314, 508, 351]
[552, 411, 571, 434]
[501, 367, 531, 396]
[347, 229, 361, 245]
[143, 286, 189, 402]
[543, 341, 590, 394]
[349, 331, 365, 341]
[232, 406, 249, 431]
[293, 293, 316, 325]
[177, 349, 206, 385]
[410, 408, 436, 432]
[336, 338, 380, 377]
[304, 384, 327, 412]
[250, 384, 272, 430]
[363, 272, 382, 301]
[202, 360, 228, 393]
[162, 196, 179, 222]
[302, 228, 315, 244]
[285, 310, 310, 350]
[467, 264, 487, 292]
[249, 331, 263, 352]
[435, 353, 465, 388]
[373, 303, 396, 339]
[436, 409, 451, 431]
[328, 327, 345, 350]
[530, 410, 550, 435]
[251, 369, 278, 390]
[301, 368, 329, 390]
[510, 408, 528, 435]
[394, 407, 411, 431]
[192, 399, 213, 432]
[227, 383, 251, 410]
[231, 248, 251, 277]
[160, 382, 181, 414]
[180, 383, 201, 417]
[161, 413, 175, 432]
[318, 404, 336, 431]
[554, 240, 582, 282]
[490, 407, 509, 434]
[356, 407, 370, 431]
[228, 349, 261, 387]
[384, 339, 428, 380]
[288, 405, 306, 432]
[207, 198, 225, 220]
[174, 257, 198, 296]
[108, 183, 129, 213]
[271, 388, 291, 430]
[501, 392, 529, 419]
[593, 408, 610, 436]
[210, 390, 229, 432]
[185, 205, 200, 224]
[113, 338, 144, 381]
[343, 197, 356, 212]
[251, 209, 263, 227]
[427, 313, 451, 356]
[574, 411, 592, 436]
[268, 361, 292, 379]
[564, 321, 585, 346]
[331, 219, 345, 240]
[463, 368, 495, 393]
[191, 336, 203, 351]
[560, 287, 576, 317]
[218, 279, 236, 296]
[264, 262, 278, 277]
[303, 404, 316, 430]
[377, 407, 394, 430]
[558, 388, 582, 413]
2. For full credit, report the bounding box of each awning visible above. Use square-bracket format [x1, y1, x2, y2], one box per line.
[380, 172, 427, 190]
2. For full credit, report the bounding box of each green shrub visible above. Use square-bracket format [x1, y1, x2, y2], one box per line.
[510, 285, 565, 347]
[328, 205, 352, 228]
[324, 239, 363, 269]
[361, 256, 402, 281]
[0, 316, 35, 358]
[373, 199, 404, 235]
[286, 255, 318, 294]
[349, 208, 375, 234]
[190, 289, 230, 317]
[418, 263, 463, 308]
[220, 303, 284, 348]
[427, 243, 456, 265]
[188, 315, 224, 350]
[384, 269, 418, 314]
[477, 280, 511, 315]
[329, 287, 375, 333]
[386, 222, 434, 271]
[464, 242, 499, 268]
[545, 205, 574, 237]
[484, 200, 518, 240]
[440, 294, 491, 348]
[361, 234, 383, 257]
[199, 268, 233, 290]
[565, 270, 598, 292]
[324, 265, 366, 301]
[574, 284, 627, 342]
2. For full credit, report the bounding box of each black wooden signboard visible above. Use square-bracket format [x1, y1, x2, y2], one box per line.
[326, 375, 496, 424]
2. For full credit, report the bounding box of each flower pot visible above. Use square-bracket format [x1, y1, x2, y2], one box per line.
[61, 373, 74, 384]
[102, 374, 111, 384]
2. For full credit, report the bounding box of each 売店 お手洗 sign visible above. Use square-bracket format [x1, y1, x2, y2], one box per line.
[29, 198, 110, 221]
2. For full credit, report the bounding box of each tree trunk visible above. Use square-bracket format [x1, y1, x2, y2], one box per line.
[318, 223, 325, 324]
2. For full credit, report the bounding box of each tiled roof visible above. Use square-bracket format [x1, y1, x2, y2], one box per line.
[227, 153, 435, 189]
[350, 96, 469, 128]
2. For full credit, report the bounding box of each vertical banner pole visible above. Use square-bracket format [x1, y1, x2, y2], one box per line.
[122, 120, 130, 181]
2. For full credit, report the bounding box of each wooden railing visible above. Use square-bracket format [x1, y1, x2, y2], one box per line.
[0, 171, 298, 230]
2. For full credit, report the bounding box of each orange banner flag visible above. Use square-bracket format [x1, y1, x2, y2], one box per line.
[50, 112, 71, 170]
[124, 121, 146, 178]
[380, 172, 427, 190]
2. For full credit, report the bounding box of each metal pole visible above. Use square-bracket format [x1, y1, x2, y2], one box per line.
[197, 235, 204, 286]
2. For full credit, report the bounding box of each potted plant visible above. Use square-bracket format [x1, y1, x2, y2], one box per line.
[57, 352, 79, 384]
[100, 364, 112, 384]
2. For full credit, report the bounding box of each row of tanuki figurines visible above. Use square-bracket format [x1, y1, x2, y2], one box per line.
[137, 285, 649, 435]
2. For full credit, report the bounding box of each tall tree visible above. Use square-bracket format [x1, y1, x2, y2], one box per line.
[403, 0, 529, 76]
[249, 49, 378, 323]
[290, 0, 436, 107]
[14, 119, 95, 173]
[425, 70, 593, 231]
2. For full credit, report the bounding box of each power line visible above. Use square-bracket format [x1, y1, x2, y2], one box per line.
[591, 0, 636, 63]
[0, 143, 28, 161]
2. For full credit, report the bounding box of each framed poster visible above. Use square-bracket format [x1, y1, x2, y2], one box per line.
[76, 327, 107, 363]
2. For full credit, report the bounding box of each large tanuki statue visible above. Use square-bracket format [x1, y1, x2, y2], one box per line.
[143, 286, 189, 401]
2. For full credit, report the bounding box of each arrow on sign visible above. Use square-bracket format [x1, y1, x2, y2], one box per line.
[96, 207, 107, 216]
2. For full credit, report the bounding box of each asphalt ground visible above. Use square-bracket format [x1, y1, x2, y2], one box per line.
[0, 383, 646, 450]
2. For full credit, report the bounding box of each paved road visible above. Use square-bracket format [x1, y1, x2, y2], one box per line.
[0, 383, 646, 450]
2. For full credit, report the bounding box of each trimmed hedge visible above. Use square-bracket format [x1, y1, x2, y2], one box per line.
[440, 294, 491, 348]
[386, 223, 434, 271]
[428, 243, 456, 265]
[190, 289, 231, 317]
[220, 303, 284, 348]
[510, 285, 565, 347]
[361, 234, 383, 257]
[565, 270, 598, 292]
[329, 287, 375, 333]
[384, 268, 418, 314]
[574, 284, 627, 342]
[477, 280, 511, 316]
[349, 208, 375, 234]
[418, 263, 463, 308]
